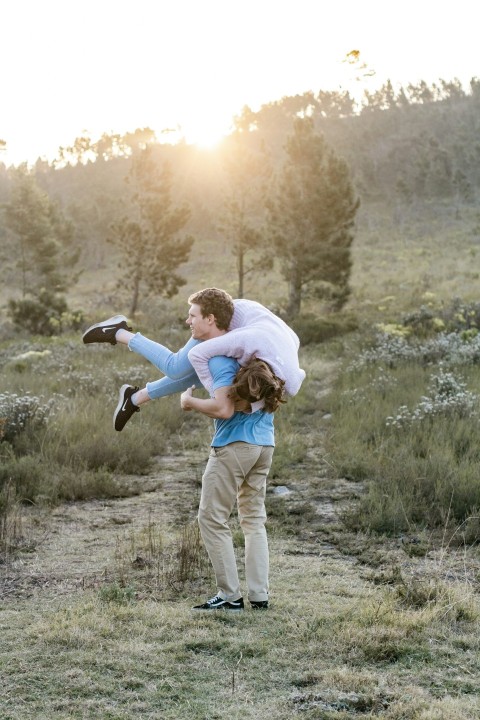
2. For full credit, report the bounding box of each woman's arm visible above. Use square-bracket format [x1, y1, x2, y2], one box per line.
[187, 330, 258, 395]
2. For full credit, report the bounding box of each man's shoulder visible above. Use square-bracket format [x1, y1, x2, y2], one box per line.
[208, 355, 239, 390]
[208, 355, 239, 374]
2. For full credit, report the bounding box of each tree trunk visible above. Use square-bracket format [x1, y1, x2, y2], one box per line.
[287, 267, 302, 318]
[237, 246, 244, 298]
[130, 272, 141, 317]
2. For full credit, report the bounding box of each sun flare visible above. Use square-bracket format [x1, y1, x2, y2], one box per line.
[182, 116, 231, 149]
[156, 114, 230, 151]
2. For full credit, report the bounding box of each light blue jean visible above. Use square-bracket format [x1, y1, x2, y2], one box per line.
[128, 333, 201, 399]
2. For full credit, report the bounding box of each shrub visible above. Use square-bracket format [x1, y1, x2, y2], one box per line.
[51, 466, 130, 502]
[327, 330, 480, 536]
[8, 289, 78, 336]
[386, 369, 478, 428]
[0, 455, 47, 501]
[291, 312, 358, 345]
[0, 391, 53, 444]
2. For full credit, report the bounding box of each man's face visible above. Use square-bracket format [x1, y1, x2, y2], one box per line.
[186, 303, 215, 340]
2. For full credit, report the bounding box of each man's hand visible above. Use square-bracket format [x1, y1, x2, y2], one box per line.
[180, 385, 235, 419]
[180, 385, 196, 411]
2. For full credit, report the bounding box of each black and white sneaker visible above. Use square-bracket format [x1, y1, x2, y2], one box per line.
[250, 600, 268, 610]
[114, 385, 140, 431]
[192, 594, 244, 611]
[82, 315, 132, 345]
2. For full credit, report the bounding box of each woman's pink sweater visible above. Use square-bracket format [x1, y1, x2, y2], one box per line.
[187, 299, 306, 397]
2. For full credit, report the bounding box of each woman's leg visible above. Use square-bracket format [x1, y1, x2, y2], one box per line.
[126, 332, 200, 380]
[110, 330, 200, 406]
[143, 371, 199, 402]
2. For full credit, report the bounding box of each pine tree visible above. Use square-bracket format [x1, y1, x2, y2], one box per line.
[108, 147, 193, 316]
[219, 132, 272, 297]
[269, 118, 359, 317]
[4, 168, 80, 334]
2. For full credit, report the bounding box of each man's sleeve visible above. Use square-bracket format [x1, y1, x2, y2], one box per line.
[208, 356, 238, 391]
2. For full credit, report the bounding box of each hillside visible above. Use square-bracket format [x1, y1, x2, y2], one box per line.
[1, 77, 479, 325]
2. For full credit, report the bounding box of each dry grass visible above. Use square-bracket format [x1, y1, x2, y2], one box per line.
[1, 200, 480, 717]
[1, 352, 479, 719]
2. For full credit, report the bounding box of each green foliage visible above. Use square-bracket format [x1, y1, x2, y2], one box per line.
[3, 168, 78, 296]
[0, 336, 187, 506]
[108, 147, 193, 316]
[7, 288, 84, 336]
[219, 132, 272, 297]
[268, 117, 359, 317]
[401, 298, 480, 339]
[327, 325, 480, 537]
[98, 583, 136, 605]
[0, 454, 47, 502]
[291, 312, 358, 345]
[3, 168, 81, 336]
[0, 390, 52, 443]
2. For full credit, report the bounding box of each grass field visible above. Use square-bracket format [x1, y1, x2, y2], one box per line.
[1, 200, 480, 718]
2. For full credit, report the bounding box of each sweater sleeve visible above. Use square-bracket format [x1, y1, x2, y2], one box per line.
[189, 300, 306, 397]
[187, 330, 257, 395]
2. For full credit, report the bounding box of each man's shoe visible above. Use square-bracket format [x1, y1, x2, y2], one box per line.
[82, 315, 132, 345]
[250, 600, 268, 610]
[114, 385, 140, 431]
[192, 594, 244, 611]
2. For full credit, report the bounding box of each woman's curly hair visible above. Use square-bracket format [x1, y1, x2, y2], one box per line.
[229, 358, 286, 413]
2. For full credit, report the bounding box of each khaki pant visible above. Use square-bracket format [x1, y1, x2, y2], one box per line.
[198, 442, 274, 603]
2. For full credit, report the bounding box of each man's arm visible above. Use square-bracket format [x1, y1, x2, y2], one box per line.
[180, 385, 235, 419]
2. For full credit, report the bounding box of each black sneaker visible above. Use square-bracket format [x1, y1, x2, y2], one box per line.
[82, 315, 132, 345]
[192, 594, 244, 611]
[114, 385, 140, 431]
[250, 600, 268, 610]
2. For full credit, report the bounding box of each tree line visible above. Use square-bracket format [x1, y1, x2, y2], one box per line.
[0, 118, 359, 331]
[0, 77, 478, 334]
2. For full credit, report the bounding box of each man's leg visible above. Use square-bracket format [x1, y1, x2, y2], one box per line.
[237, 446, 273, 604]
[197, 446, 243, 601]
[197, 443, 272, 602]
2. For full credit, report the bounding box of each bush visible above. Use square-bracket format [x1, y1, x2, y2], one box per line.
[0, 455, 47, 501]
[0, 391, 52, 443]
[8, 288, 84, 336]
[291, 312, 358, 345]
[327, 326, 480, 537]
[402, 298, 480, 338]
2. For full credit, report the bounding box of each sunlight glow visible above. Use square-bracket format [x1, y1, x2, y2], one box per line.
[157, 114, 232, 151]
[1, 1, 477, 166]
[181, 115, 232, 150]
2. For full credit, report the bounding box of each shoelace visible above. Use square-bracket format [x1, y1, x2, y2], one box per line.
[206, 595, 224, 605]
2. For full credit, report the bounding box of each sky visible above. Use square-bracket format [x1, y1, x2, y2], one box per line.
[1, 0, 478, 166]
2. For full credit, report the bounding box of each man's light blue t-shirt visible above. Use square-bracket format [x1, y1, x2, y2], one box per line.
[208, 356, 275, 448]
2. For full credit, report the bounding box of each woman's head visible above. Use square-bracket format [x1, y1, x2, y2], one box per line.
[229, 358, 286, 413]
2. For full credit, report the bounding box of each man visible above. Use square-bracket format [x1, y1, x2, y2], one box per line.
[180, 288, 277, 611]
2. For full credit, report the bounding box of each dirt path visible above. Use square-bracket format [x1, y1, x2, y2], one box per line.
[0, 453, 206, 599]
[1, 438, 359, 602]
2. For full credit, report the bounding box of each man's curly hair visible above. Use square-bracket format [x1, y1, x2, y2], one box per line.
[188, 288, 234, 331]
[229, 358, 286, 413]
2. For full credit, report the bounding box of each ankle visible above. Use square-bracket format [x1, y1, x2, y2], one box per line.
[115, 328, 133, 345]
[132, 388, 150, 407]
